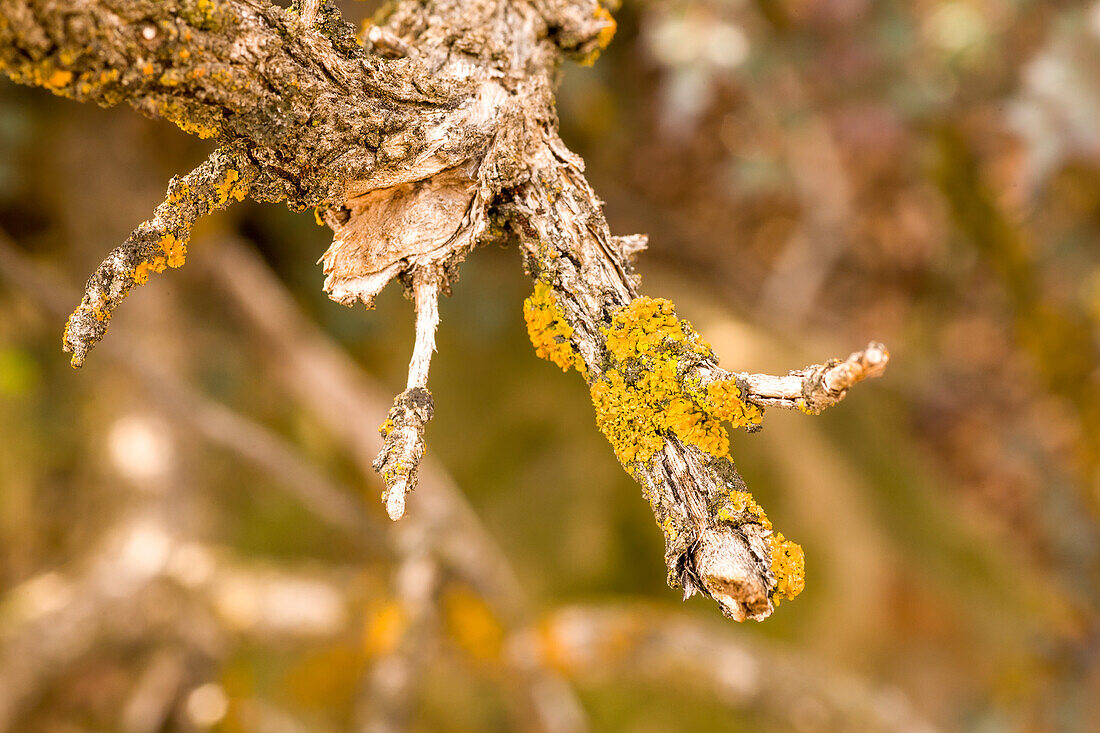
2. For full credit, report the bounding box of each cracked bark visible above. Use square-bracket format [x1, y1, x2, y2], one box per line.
[1, 0, 887, 620]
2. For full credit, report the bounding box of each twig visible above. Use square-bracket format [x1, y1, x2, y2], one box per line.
[375, 271, 441, 520]
[62, 144, 254, 367]
[0, 229, 382, 548]
[734, 341, 890, 413]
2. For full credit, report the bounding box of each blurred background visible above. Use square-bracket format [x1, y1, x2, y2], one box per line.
[2, 0, 1100, 730]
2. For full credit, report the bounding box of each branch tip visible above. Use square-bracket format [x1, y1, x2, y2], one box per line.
[734, 340, 890, 413]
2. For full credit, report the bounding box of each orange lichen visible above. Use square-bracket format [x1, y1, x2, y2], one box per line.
[161, 233, 186, 268]
[46, 69, 72, 88]
[213, 169, 241, 206]
[132, 256, 166, 285]
[129, 233, 186, 285]
[524, 281, 584, 373]
[589, 297, 760, 469]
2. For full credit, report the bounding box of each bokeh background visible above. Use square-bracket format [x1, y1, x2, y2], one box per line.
[2, 0, 1100, 730]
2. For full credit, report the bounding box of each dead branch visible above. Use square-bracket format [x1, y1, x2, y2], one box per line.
[0, 0, 888, 620]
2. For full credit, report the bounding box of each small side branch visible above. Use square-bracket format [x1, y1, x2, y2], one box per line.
[735, 342, 890, 414]
[374, 272, 441, 520]
[63, 144, 255, 367]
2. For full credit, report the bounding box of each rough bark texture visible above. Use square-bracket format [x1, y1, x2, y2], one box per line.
[0, 0, 886, 621]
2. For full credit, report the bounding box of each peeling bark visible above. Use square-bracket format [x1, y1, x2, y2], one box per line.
[0, 0, 887, 620]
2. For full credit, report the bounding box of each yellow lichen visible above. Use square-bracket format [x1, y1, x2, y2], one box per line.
[589, 297, 760, 468]
[167, 183, 190, 205]
[580, 5, 617, 67]
[213, 168, 240, 206]
[702, 379, 763, 427]
[524, 281, 584, 373]
[173, 117, 219, 139]
[714, 489, 805, 604]
[769, 532, 805, 603]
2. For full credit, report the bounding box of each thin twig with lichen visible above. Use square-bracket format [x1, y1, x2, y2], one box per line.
[63, 143, 255, 367]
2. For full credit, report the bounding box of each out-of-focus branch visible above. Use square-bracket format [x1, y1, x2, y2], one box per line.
[530, 604, 938, 733]
[356, 531, 439, 733]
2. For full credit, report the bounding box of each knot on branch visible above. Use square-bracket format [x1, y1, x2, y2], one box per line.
[374, 387, 434, 521]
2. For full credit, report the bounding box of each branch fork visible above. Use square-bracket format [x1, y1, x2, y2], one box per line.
[2, 0, 889, 620]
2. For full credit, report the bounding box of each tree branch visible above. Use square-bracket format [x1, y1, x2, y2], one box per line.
[1, 0, 888, 621]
